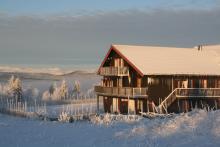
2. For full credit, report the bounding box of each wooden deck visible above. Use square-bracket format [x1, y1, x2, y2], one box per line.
[94, 86, 148, 98]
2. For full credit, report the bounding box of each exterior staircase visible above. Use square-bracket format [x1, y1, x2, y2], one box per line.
[156, 88, 220, 114]
[157, 88, 177, 114]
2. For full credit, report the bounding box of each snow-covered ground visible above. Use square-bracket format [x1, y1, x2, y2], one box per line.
[0, 109, 220, 147]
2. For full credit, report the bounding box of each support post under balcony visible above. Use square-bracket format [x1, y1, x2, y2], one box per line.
[97, 95, 99, 114]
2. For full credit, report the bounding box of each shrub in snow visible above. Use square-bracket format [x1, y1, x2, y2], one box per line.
[90, 113, 142, 125]
[58, 112, 71, 123]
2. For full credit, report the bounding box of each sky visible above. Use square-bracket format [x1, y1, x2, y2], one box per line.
[0, 0, 220, 68]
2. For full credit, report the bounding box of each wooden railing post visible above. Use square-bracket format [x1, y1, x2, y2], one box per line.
[97, 95, 99, 114]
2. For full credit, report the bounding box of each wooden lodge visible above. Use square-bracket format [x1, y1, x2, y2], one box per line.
[95, 44, 220, 114]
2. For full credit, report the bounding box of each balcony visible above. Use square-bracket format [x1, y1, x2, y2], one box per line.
[94, 86, 148, 98]
[176, 88, 220, 98]
[99, 67, 129, 76]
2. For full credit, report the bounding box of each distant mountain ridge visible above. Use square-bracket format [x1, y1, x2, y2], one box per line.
[0, 66, 96, 76]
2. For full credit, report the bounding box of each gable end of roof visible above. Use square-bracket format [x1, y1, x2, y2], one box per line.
[97, 45, 144, 76]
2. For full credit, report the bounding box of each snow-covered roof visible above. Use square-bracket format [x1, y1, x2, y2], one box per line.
[107, 44, 220, 76]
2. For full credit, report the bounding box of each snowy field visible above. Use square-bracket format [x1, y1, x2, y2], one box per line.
[0, 68, 100, 95]
[1, 109, 220, 147]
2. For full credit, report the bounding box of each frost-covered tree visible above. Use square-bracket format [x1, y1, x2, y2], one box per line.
[43, 82, 59, 101]
[73, 81, 80, 99]
[23, 86, 39, 101]
[42, 90, 51, 101]
[0, 77, 13, 96]
[13, 78, 23, 101]
[51, 87, 61, 101]
[30, 88, 39, 100]
[49, 82, 56, 96]
[59, 80, 68, 100]
[42, 88, 60, 101]
[8, 75, 15, 86]
[4, 76, 23, 101]
[42, 91, 50, 101]
[42, 80, 69, 101]
[0, 83, 9, 96]
[6, 75, 15, 96]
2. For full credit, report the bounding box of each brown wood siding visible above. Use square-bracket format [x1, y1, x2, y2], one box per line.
[147, 77, 172, 105]
[122, 77, 129, 87]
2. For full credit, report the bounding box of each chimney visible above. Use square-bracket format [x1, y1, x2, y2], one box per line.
[198, 45, 203, 51]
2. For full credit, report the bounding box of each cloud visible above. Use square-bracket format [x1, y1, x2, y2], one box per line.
[0, 8, 220, 64]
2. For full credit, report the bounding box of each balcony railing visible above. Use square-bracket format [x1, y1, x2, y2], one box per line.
[94, 86, 148, 98]
[176, 88, 220, 98]
[99, 67, 129, 76]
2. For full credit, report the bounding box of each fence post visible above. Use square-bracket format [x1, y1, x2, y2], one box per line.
[215, 100, 218, 110]
[25, 101, 27, 112]
[82, 104, 83, 115]
[178, 99, 180, 113]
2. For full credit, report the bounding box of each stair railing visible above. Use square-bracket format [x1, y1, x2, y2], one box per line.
[157, 88, 177, 114]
